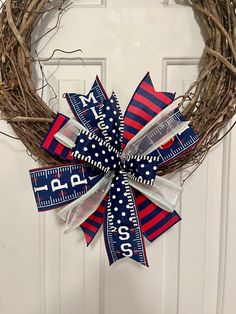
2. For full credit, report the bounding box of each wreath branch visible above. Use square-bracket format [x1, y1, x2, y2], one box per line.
[0, 130, 19, 140]
[0, 0, 235, 176]
[2, 116, 53, 123]
[205, 46, 236, 74]
[191, 1, 236, 63]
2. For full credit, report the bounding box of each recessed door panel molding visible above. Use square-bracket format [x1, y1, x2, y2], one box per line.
[162, 58, 225, 314]
[38, 59, 106, 314]
[163, 0, 183, 7]
[72, 0, 106, 8]
[216, 119, 236, 314]
[220, 118, 236, 314]
[162, 58, 200, 314]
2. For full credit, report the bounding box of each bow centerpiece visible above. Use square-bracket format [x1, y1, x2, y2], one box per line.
[30, 73, 199, 266]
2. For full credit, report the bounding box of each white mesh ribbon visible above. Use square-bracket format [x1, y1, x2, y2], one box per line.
[54, 118, 87, 149]
[122, 102, 190, 158]
[122, 102, 184, 212]
[128, 175, 182, 212]
[57, 171, 114, 233]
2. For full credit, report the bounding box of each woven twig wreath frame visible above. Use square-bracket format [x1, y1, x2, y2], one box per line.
[0, 0, 235, 176]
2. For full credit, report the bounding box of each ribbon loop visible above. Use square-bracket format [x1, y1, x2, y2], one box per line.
[104, 170, 148, 266]
[123, 155, 159, 185]
[72, 129, 121, 172]
[122, 102, 189, 158]
[97, 92, 124, 151]
[64, 76, 108, 136]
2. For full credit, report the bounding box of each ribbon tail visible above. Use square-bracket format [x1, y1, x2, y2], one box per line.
[122, 102, 189, 157]
[132, 189, 181, 242]
[129, 175, 182, 242]
[123, 73, 175, 148]
[103, 171, 148, 267]
[58, 171, 114, 234]
[29, 163, 103, 211]
[64, 77, 108, 135]
[80, 195, 108, 246]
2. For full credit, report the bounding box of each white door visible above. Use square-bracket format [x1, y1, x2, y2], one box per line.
[0, 1, 236, 314]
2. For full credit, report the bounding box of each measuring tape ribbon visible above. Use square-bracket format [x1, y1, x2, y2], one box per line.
[64, 76, 109, 137]
[104, 171, 148, 266]
[30, 163, 103, 211]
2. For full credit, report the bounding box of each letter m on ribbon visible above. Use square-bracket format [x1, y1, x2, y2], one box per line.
[80, 92, 98, 107]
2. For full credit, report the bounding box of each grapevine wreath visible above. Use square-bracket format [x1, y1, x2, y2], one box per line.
[0, 1, 236, 265]
[0, 0, 235, 175]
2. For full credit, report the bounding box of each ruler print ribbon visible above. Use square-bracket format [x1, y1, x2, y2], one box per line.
[30, 73, 199, 266]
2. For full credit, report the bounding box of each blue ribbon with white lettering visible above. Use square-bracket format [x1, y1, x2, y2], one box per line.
[30, 164, 103, 211]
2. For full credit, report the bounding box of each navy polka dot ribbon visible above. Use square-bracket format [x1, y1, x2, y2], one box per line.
[30, 73, 199, 266]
